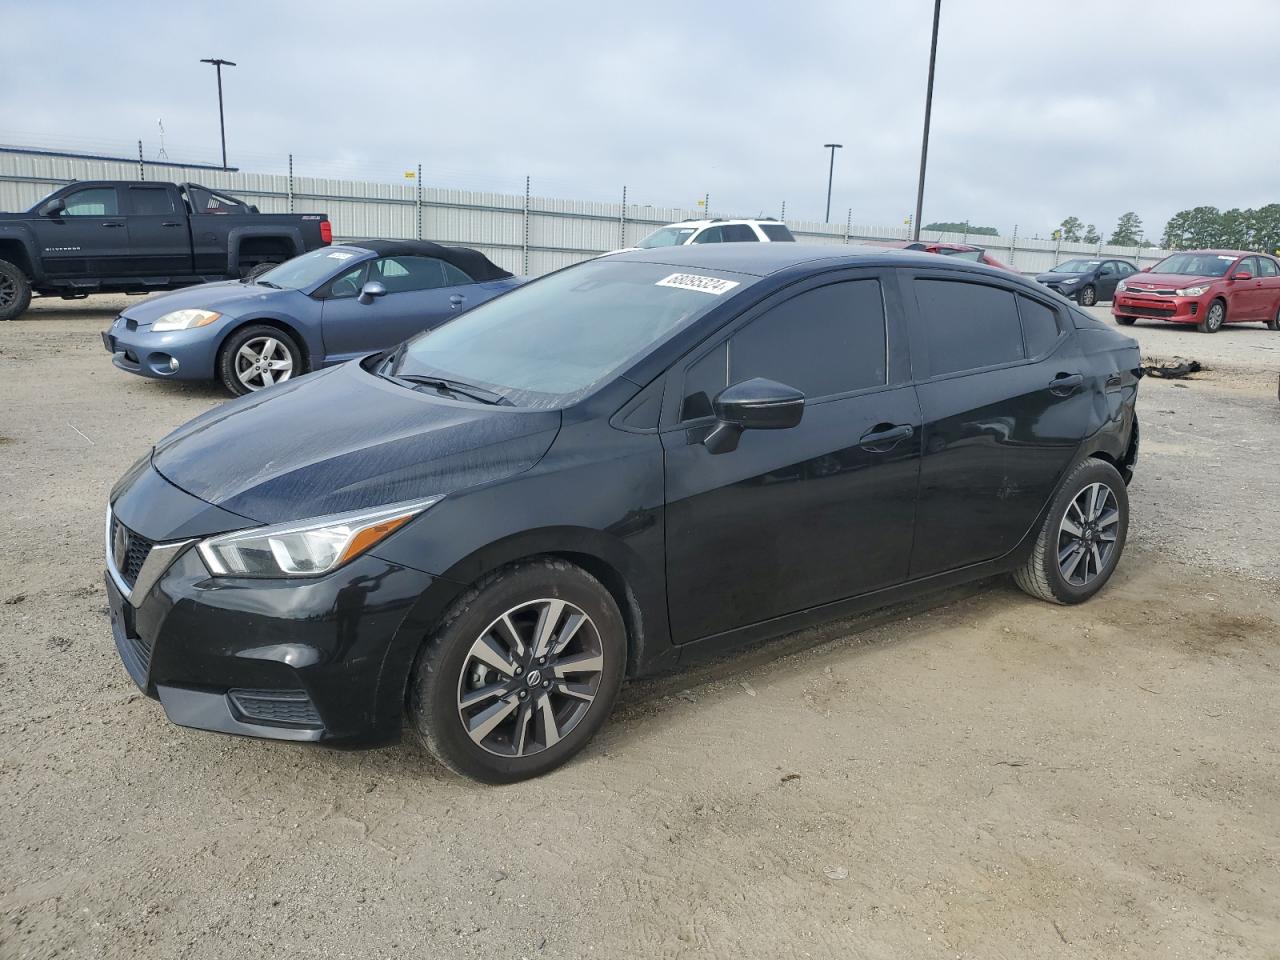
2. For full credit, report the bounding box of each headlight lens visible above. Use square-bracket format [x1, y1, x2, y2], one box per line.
[1175, 285, 1209, 297]
[152, 309, 221, 332]
[1116, 280, 1128, 292]
[1060, 276, 1081, 285]
[198, 496, 442, 578]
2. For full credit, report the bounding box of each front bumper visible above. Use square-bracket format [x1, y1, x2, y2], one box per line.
[1112, 292, 1204, 324]
[102, 315, 220, 381]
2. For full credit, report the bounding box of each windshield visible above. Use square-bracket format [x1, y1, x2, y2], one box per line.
[636, 226, 698, 249]
[1150, 253, 1236, 277]
[1054, 259, 1100, 274]
[393, 259, 756, 408]
[256, 247, 368, 289]
[939, 248, 984, 262]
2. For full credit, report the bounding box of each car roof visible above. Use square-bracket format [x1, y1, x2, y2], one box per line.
[1173, 249, 1254, 258]
[343, 238, 513, 281]
[658, 218, 782, 228]
[603, 242, 1015, 278]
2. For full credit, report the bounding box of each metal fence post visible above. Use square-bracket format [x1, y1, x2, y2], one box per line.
[620, 185, 627, 249]
[416, 163, 423, 239]
[704, 192, 710, 219]
[522, 175, 531, 275]
[137, 140, 144, 181]
[1054, 233, 1062, 267]
[1009, 224, 1018, 270]
[780, 200, 786, 222]
[288, 154, 294, 213]
[845, 208, 852, 244]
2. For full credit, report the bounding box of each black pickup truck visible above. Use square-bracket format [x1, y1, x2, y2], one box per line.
[0, 181, 331, 319]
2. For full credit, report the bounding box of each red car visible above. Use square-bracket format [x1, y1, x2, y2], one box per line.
[860, 240, 1017, 273]
[1113, 249, 1280, 333]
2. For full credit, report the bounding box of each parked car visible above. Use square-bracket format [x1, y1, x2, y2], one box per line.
[634, 218, 795, 248]
[1112, 249, 1280, 332]
[101, 240, 522, 394]
[860, 239, 1017, 273]
[1035, 258, 1138, 306]
[0, 181, 331, 320]
[105, 244, 1140, 782]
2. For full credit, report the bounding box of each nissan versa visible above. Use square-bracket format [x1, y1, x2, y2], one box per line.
[105, 244, 1141, 783]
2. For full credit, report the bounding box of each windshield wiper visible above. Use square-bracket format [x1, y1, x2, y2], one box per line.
[254, 279, 282, 289]
[388, 372, 512, 406]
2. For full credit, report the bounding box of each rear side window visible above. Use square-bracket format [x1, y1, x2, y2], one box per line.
[1017, 295, 1062, 357]
[760, 224, 795, 242]
[721, 224, 758, 242]
[128, 187, 175, 215]
[1258, 257, 1278, 278]
[913, 279, 1023, 377]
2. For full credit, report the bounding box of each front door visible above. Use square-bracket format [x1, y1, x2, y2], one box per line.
[662, 272, 921, 644]
[320, 254, 477, 363]
[26, 185, 127, 278]
[1096, 261, 1120, 299]
[904, 272, 1090, 578]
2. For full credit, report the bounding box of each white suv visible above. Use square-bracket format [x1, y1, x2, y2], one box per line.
[633, 218, 796, 249]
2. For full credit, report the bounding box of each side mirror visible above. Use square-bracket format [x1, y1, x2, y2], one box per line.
[703, 377, 805, 454]
[39, 197, 66, 217]
[1231, 271, 1252, 281]
[358, 281, 387, 305]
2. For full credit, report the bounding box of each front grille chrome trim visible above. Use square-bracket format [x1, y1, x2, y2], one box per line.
[106, 506, 196, 604]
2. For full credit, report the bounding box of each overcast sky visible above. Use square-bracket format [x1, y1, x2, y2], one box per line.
[4, 0, 1277, 237]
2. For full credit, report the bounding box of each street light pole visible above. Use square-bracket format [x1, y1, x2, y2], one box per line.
[823, 143, 842, 223]
[912, 0, 942, 241]
[199, 58, 237, 168]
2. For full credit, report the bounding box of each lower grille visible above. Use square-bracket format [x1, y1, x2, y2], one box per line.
[1122, 304, 1176, 318]
[228, 689, 323, 728]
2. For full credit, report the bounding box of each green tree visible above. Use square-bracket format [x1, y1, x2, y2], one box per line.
[1109, 211, 1144, 247]
[1058, 216, 1083, 243]
[1250, 204, 1280, 255]
[1161, 206, 1222, 250]
[1082, 224, 1101, 245]
[923, 220, 999, 236]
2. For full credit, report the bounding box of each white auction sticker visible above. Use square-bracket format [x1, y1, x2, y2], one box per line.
[656, 273, 740, 296]
[327, 251, 355, 260]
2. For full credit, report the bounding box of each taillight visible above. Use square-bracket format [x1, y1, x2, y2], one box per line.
[320, 221, 332, 244]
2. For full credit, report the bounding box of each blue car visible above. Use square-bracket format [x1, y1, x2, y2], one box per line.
[101, 240, 522, 394]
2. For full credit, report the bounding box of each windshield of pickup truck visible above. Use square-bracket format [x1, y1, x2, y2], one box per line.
[256, 247, 367, 290]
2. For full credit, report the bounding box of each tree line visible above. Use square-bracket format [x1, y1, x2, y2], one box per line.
[1052, 213, 1143, 247]
[1053, 207, 1280, 254]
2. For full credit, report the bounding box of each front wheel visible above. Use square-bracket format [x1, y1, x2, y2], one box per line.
[0, 259, 32, 321]
[1115, 314, 1136, 326]
[1198, 299, 1225, 333]
[1077, 284, 1097, 307]
[217, 324, 303, 395]
[409, 559, 626, 783]
[1013, 458, 1129, 605]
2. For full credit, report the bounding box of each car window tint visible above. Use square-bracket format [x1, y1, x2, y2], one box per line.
[1017, 295, 1061, 357]
[681, 341, 728, 421]
[441, 261, 474, 285]
[721, 224, 758, 242]
[691, 226, 724, 244]
[128, 187, 175, 215]
[1099, 262, 1116, 276]
[372, 256, 449, 293]
[1258, 257, 1278, 278]
[914, 279, 1024, 377]
[730, 279, 887, 399]
[1119, 262, 1136, 276]
[760, 223, 795, 242]
[1238, 257, 1259, 277]
[325, 263, 367, 299]
[61, 187, 118, 216]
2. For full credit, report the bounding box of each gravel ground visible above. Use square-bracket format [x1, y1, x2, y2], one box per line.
[1, 295, 1278, 960]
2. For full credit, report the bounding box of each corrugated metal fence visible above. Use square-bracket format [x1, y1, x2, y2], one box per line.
[0, 145, 1172, 276]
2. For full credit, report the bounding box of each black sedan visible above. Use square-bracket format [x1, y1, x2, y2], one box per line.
[105, 244, 1141, 782]
[1036, 258, 1139, 306]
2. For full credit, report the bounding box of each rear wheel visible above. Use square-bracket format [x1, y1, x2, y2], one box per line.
[1013, 458, 1128, 605]
[1268, 305, 1279, 331]
[0, 259, 32, 321]
[1077, 284, 1097, 307]
[409, 559, 626, 783]
[1198, 299, 1225, 333]
[217, 324, 303, 395]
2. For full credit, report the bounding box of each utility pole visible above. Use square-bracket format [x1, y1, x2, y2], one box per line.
[912, 0, 942, 241]
[823, 144, 842, 223]
[200, 58, 237, 168]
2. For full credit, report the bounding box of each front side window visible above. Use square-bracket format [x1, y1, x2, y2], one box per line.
[913, 279, 1024, 377]
[1237, 257, 1260, 277]
[369, 256, 460, 293]
[60, 187, 118, 216]
[324, 263, 368, 299]
[691, 226, 725, 244]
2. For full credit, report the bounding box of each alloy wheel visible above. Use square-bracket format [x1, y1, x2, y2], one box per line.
[1206, 302, 1224, 331]
[456, 598, 605, 757]
[1079, 285, 1096, 307]
[235, 336, 294, 390]
[0, 273, 15, 310]
[1057, 482, 1119, 587]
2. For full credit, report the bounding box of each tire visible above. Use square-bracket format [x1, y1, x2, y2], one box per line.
[409, 558, 626, 784]
[243, 261, 277, 282]
[1013, 458, 1129, 605]
[1268, 305, 1279, 331]
[0, 259, 32, 321]
[1198, 299, 1225, 333]
[1077, 284, 1097, 307]
[1115, 314, 1136, 326]
[216, 324, 303, 396]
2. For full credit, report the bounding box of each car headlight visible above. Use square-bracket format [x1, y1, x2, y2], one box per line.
[152, 309, 221, 332]
[1175, 285, 1209, 297]
[1060, 276, 1081, 285]
[198, 496, 442, 578]
[1116, 280, 1128, 292]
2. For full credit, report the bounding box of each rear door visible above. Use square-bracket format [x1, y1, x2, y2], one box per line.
[904, 271, 1088, 578]
[1231, 256, 1267, 320]
[123, 184, 191, 277]
[27, 185, 127, 278]
[661, 269, 921, 644]
[319, 254, 476, 362]
[1255, 255, 1280, 324]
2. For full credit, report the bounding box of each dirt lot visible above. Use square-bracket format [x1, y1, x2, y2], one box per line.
[1, 296, 1278, 960]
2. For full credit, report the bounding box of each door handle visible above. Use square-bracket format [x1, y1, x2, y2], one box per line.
[1049, 372, 1083, 395]
[161, 221, 182, 227]
[859, 423, 913, 451]
[102, 222, 125, 228]
[449, 294, 466, 308]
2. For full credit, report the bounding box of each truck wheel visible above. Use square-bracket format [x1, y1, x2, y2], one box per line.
[0, 259, 32, 321]
[217, 324, 303, 395]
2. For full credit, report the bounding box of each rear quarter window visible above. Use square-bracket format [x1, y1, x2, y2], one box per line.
[760, 224, 795, 242]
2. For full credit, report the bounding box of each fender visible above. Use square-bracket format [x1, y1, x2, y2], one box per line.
[224, 225, 305, 275]
[0, 225, 42, 283]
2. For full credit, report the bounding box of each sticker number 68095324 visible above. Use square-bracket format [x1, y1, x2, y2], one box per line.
[655, 273, 740, 296]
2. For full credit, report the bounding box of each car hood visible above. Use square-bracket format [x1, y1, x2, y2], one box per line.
[1122, 273, 1216, 289]
[151, 361, 562, 523]
[120, 281, 303, 324]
